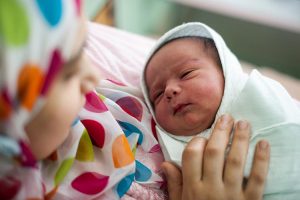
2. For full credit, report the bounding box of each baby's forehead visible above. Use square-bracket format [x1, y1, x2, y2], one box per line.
[147, 37, 200, 60]
[151, 37, 213, 59]
[144, 36, 221, 86]
[157, 36, 206, 51]
[146, 36, 217, 66]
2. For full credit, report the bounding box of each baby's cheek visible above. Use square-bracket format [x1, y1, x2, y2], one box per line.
[203, 79, 223, 102]
[155, 107, 171, 129]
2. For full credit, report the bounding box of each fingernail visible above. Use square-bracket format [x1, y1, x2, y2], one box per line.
[238, 120, 248, 130]
[259, 140, 269, 150]
[220, 114, 231, 129]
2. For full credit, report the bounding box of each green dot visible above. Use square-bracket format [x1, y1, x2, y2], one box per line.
[0, 0, 30, 46]
[54, 157, 74, 186]
[75, 130, 94, 162]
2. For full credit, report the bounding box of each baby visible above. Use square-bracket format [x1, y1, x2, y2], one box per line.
[141, 22, 300, 199]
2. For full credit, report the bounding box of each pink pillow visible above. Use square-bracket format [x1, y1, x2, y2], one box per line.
[85, 22, 155, 87]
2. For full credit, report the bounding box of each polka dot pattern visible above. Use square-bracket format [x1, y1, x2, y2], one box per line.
[112, 135, 134, 168]
[116, 174, 134, 198]
[75, 129, 94, 161]
[107, 79, 126, 86]
[149, 144, 161, 153]
[0, 89, 12, 120]
[0, 176, 21, 200]
[0, 0, 29, 46]
[74, 0, 81, 15]
[48, 150, 58, 161]
[36, 0, 62, 26]
[84, 92, 108, 113]
[98, 94, 106, 101]
[19, 140, 36, 167]
[17, 64, 44, 110]
[54, 158, 74, 186]
[135, 160, 152, 182]
[45, 186, 58, 200]
[41, 49, 63, 95]
[118, 121, 144, 145]
[71, 117, 80, 127]
[116, 97, 143, 121]
[81, 119, 105, 148]
[71, 172, 109, 195]
[151, 118, 158, 140]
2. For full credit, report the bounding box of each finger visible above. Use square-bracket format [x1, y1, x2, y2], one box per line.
[182, 137, 207, 184]
[203, 114, 234, 182]
[224, 120, 250, 189]
[162, 162, 183, 200]
[245, 140, 270, 200]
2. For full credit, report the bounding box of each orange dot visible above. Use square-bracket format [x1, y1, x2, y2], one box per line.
[112, 135, 134, 168]
[45, 186, 58, 200]
[17, 64, 44, 110]
[48, 150, 58, 161]
[0, 92, 11, 120]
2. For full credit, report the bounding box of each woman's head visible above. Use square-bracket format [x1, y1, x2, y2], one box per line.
[0, 0, 100, 159]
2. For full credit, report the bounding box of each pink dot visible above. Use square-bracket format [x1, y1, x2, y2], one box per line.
[81, 119, 105, 148]
[41, 49, 63, 95]
[107, 79, 126, 86]
[84, 92, 108, 113]
[116, 96, 143, 121]
[151, 118, 158, 141]
[74, 0, 81, 15]
[149, 144, 161, 153]
[19, 140, 36, 167]
[0, 176, 21, 199]
[71, 172, 109, 195]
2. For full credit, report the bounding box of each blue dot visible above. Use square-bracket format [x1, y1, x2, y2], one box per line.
[116, 173, 134, 198]
[117, 121, 143, 145]
[36, 0, 62, 26]
[135, 160, 152, 182]
[71, 117, 80, 127]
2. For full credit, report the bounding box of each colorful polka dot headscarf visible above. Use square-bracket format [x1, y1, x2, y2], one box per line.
[0, 0, 82, 198]
[0, 0, 82, 135]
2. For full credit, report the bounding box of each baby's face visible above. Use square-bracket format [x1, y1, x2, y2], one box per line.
[26, 18, 101, 143]
[146, 38, 224, 136]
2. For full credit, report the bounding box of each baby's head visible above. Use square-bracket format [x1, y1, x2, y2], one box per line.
[141, 23, 232, 137]
[145, 36, 224, 136]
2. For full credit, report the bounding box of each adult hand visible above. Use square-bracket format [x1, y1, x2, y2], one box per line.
[162, 114, 270, 200]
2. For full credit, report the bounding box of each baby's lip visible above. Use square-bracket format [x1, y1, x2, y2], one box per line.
[173, 103, 191, 115]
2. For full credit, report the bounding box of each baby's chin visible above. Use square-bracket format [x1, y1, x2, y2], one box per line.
[162, 118, 214, 136]
[163, 124, 207, 137]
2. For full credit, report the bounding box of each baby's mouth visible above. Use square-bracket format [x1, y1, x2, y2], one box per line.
[173, 103, 191, 115]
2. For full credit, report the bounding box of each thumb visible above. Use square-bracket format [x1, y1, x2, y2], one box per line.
[161, 162, 182, 200]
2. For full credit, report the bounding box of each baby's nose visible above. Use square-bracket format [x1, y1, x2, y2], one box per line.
[165, 83, 181, 99]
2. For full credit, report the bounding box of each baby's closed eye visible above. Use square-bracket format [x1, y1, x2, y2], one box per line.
[151, 90, 163, 104]
[180, 69, 197, 79]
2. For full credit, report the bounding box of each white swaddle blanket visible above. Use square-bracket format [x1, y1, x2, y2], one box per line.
[141, 22, 300, 199]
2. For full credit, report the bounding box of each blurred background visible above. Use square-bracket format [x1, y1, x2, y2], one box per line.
[83, 0, 300, 81]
